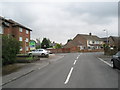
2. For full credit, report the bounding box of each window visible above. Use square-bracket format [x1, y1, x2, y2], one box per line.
[26, 46, 29, 51]
[19, 37, 22, 41]
[0, 26, 3, 34]
[26, 30, 29, 34]
[19, 28, 22, 32]
[20, 47, 22, 51]
[26, 38, 29, 42]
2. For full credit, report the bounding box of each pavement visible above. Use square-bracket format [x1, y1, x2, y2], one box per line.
[95, 52, 113, 66]
[2, 52, 119, 88]
[1, 54, 65, 86]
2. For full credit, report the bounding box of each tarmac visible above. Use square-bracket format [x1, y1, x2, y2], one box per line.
[1, 54, 65, 87]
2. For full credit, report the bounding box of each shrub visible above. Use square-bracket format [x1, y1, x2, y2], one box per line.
[2, 35, 20, 65]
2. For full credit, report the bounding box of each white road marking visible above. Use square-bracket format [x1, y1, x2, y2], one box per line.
[98, 58, 112, 67]
[73, 60, 77, 65]
[76, 56, 79, 59]
[64, 67, 74, 84]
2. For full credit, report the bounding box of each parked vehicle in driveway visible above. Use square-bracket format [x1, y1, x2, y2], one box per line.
[28, 49, 49, 57]
[111, 51, 120, 69]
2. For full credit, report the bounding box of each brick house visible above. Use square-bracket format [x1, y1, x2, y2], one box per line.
[101, 36, 120, 48]
[64, 33, 103, 51]
[108, 36, 120, 48]
[0, 16, 32, 54]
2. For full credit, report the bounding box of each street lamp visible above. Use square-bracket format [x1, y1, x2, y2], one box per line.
[103, 29, 109, 45]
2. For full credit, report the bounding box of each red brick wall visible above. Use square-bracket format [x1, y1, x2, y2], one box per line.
[18, 27, 30, 54]
[47, 48, 71, 53]
[47, 47, 103, 53]
[64, 34, 87, 49]
[80, 49, 104, 52]
[3, 25, 31, 54]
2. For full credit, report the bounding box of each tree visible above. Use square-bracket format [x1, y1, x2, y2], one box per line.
[41, 38, 50, 49]
[67, 39, 72, 43]
[36, 38, 41, 49]
[55, 43, 62, 49]
[2, 35, 20, 65]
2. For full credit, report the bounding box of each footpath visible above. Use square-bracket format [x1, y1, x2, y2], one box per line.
[96, 52, 112, 64]
[1, 54, 65, 86]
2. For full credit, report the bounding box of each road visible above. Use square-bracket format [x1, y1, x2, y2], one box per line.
[3, 52, 119, 88]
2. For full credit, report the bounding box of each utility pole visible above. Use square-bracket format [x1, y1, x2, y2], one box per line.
[103, 29, 109, 45]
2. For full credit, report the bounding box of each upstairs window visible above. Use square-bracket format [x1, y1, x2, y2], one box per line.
[26, 38, 29, 42]
[19, 28, 22, 32]
[19, 37, 22, 41]
[26, 46, 29, 51]
[0, 26, 3, 34]
[20, 47, 22, 51]
[92, 41, 95, 44]
[26, 30, 29, 34]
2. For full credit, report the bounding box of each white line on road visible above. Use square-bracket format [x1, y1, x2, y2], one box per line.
[76, 56, 79, 59]
[73, 60, 77, 65]
[98, 58, 112, 67]
[64, 67, 74, 84]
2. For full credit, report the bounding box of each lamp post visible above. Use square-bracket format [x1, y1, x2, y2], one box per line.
[103, 29, 109, 45]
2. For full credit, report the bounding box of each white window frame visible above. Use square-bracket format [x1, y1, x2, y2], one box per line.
[26, 46, 29, 51]
[20, 47, 22, 51]
[0, 26, 3, 34]
[19, 28, 22, 32]
[26, 38, 29, 42]
[19, 37, 23, 41]
[26, 30, 29, 34]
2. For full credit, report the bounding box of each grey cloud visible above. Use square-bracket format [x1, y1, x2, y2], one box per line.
[64, 2, 118, 25]
[0, 2, 118, 44]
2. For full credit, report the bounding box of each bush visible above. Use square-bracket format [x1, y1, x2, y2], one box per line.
[2, 35, 20, 65]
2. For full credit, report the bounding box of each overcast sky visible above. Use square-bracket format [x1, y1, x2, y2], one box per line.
[0, 0, 118, 44]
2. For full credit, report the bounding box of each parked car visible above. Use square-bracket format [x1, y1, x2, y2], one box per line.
[111, 51, 120, 69]
[47, 50, 52, 54]
[28, 49, 49, 57]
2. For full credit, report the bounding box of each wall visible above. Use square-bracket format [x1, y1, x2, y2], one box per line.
[47, 47, 103, 53]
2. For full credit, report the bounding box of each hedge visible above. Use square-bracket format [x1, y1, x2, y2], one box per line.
[2, 35, 20, 65]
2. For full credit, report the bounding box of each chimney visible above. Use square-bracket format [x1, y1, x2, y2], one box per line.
[89, 33, 92, 36]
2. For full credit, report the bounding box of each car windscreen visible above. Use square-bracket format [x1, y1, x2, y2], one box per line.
[116, 52, 120, 57]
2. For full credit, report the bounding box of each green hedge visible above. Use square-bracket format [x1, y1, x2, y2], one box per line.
[2, 35, 20, 65]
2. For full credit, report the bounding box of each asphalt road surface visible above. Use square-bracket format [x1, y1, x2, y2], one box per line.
[3, 52, 119, 88]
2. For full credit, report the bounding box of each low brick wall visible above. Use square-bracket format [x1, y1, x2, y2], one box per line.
[47, 48, 103, 53]
[80, 49, 104, 52]
[47, 48, 70, 53]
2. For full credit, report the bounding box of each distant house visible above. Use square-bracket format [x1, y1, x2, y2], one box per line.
[101, 37, 107, 44]
[64, 33, 103, 51]
[101, 36, 120, 48]
[108, 36, 120, 48]
[0, 16, 32, 54]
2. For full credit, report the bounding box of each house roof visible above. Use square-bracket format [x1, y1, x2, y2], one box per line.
[109, 36, 120, 45]
[101, 37, 107, 42]
[0, 16, 32, 31]
[64, 33, 102, 48]
[76, 34, 102, 41]
[8, 19, 32, 31]
[109, 36, 119, 41]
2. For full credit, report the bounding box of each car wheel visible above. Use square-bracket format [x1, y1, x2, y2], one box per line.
[111, 60, 116, 69]
[46, 54, 49, 58]
[41, 53, 45, 56]
[29, 53, 32, 56]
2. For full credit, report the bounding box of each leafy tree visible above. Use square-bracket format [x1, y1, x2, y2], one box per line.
[2, 35, 20, 65]
[55, 43, 62, 49]
[67, 39, 72, 43]
[41, 38, 50, 49]
[36, 38, 41, 49]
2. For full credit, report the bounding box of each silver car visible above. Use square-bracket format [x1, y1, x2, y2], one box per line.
[28, 49, 49, 57]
